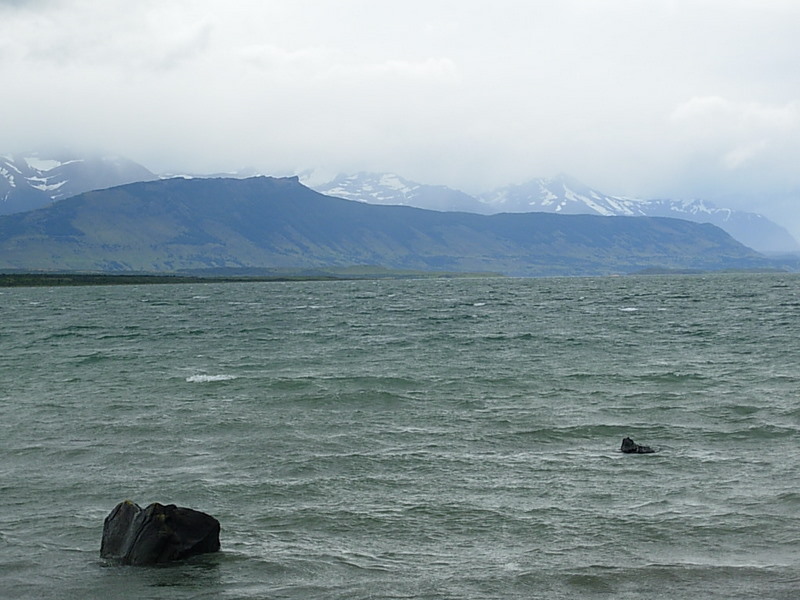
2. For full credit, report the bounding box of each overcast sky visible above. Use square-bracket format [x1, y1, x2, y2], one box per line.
[2, 1, 800, 233]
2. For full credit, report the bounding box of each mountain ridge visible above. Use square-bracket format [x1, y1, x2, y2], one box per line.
[310, 172, 798, 254]
[2, 150, 796, 255]
[0, 176, 775, 277]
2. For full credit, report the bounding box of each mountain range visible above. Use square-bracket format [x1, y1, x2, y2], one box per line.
[1, 151, 796, 255]
[311, 172, 798, 254]
[0, 150, 797, 276]
[0, 175, 776, 276]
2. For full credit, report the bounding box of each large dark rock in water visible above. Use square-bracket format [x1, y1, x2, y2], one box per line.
[100, 501, 220, 565]
[620, 437, 655, 454]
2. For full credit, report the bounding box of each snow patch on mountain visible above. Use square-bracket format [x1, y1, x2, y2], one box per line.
[311, 172, 491, 214]
[1, 168, 17, 189]
[318, 172, 421, 205]
[29, 177, 68, 192]
[23, 156, 72, 172]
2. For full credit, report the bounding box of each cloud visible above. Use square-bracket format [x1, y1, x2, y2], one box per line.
[238, 43, 458, 87]
[238, 44, 334, 75]
[721, 141, 769, 170]
[0, 0, 52, 7]
[332, 57, 459, 83]
[671, 96, 799, 136]
[2, 0, 800, 236]
[668, 96, 800, 174]
[7, 2, 212, 70]
[665, 96, 799, 189]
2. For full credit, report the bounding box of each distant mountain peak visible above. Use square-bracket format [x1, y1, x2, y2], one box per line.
[312, 171, 489, 213]
[477, 176, 797, 253]
[478, 175, 647, 217]
[0, 151, 157, 215]
[315, 172, 420, 203]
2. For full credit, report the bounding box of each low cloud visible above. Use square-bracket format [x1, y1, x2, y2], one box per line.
[665, 96, 800, 199]
[2, 0, 800, 236]
[671, 96, 799, 135]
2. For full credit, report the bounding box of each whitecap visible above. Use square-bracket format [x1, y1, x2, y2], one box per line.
[186, 374, 237, 383]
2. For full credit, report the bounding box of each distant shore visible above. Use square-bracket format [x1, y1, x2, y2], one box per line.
[0, 273, 332, 287]
[0, 270, 499, 288]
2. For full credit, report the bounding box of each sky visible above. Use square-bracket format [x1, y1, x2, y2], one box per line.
[2, 0, 800, 235]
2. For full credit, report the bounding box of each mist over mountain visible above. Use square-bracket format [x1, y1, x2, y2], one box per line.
[0, 152, 157, 215]
[0, 176, 775, 276]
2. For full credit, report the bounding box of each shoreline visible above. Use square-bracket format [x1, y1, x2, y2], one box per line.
[0, 270, 498, 287]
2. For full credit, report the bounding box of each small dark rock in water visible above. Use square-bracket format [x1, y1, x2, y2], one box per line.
[620, 437, 655, 454]
[100, 500, 220, 565]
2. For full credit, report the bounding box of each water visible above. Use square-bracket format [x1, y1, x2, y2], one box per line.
[1, 273, 799, 599]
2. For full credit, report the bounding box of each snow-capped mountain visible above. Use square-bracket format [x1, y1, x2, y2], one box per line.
[3, 152, 796, 254]
[480, 174, 799, 254]
[314, 171, 798, 253]
[0, 152, 157, 215]
[479, 174, 651, 216]
[312, 172, 491, 214]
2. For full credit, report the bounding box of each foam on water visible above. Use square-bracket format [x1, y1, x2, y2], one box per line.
[185, 374, 238, 383]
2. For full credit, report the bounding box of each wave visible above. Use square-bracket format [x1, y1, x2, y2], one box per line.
[186, 373, 237, 383]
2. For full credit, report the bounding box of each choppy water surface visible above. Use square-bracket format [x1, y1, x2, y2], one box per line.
[1, 273, 799, 599]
